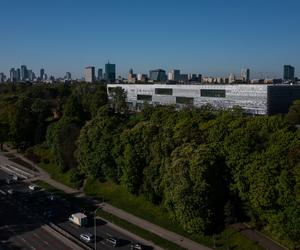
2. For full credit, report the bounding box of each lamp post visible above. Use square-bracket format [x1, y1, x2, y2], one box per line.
[94, 206, 102, 250]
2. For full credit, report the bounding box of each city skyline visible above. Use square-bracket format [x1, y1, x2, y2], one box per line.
[0, 0, 299, 78]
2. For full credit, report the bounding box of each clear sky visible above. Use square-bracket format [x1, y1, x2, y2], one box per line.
[0, 0, 299, 79]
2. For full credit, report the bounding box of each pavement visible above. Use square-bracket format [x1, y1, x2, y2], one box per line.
[0, 169, 155, 250]
[0, 176, 76, 250]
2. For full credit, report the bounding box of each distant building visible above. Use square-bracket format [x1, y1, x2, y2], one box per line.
[149, 69, 167, 82]
[65, 72, 72, 80]
[21, 65, 28, 81]
[16, 68, 21, 81]
[40, 69, 45, 80]
[137, 74, 147, 82]
[241, 68, 250, 83]
[128, 69, 137, 83]
[284, 65, 295, 81]
[27, 70, 34, 81]
[10, 68, 17, 82]
[97, 68, 103, 80]
[105, 62, 116, 82]
[0, 73, 6, 83]
[85, 66, 95, 83]
[168, 70, 181, 81]
[180, 74, 189, 83]
[229, 73, 236, 84]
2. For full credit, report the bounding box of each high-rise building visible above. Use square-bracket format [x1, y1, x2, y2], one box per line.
[85, 66, 95, 83]
[65, 72, 72, 80]
[21, 65, 28, 81]
[10, 68, 17, 82]
[229, 73, 236, 84]
[40, 69, 45, 80]
[137, 74, 148, 82]
[168, 70, 180, 81]
[149, 69, 167, 82]
[128, 69, 137, 83]
[105, 62, 116, 82]
[97, 68, 103, 80]
[27, 70, 34, 81]
[284, 65, 295, 81]
[0, 73, 6, 83]
[241, 68, 250, 83]
[16, 68, 21, 81]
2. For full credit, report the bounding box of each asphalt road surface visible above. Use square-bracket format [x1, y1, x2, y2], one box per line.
[0, 178, 72, 249]
[0, 170, 152, 250]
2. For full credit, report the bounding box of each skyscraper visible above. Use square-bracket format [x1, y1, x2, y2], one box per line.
[229, 73, 236, 84]
[0, 73, 6, 83]
[241, 68, 250, 83]
[85, 66, 95, 83]
[27, 70, 34, 81]
[16, 68, 21, 81]
[65, 72, 72, 80]
[40, 69, 45, 80]
[21, 65, 28, 81]
[284, 65, 295, 81]
[97, 68, 103, 80]
[10, 68, 17, 82]
[105, 62, 116, 82]
[168, 70, 180, 81]
[149, 69, 167, 82]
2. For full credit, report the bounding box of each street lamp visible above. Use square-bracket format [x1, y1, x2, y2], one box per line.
[94, 206, 102, 250]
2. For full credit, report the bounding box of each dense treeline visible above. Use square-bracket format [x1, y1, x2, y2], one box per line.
[0, 83, 299, 248]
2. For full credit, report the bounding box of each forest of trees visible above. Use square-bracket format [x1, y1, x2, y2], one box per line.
[0, 83, 299, 249]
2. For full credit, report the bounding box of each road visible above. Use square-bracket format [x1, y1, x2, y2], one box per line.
[0, 174, 73, 250]
[0, 169, 153, 250]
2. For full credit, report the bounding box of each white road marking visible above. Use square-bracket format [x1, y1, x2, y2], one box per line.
[33, 231, 50, 246]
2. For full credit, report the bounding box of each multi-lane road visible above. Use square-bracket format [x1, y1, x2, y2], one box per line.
[0, 169, 152, 250]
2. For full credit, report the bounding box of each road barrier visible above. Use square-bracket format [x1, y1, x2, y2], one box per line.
[48, 223, 92, 250]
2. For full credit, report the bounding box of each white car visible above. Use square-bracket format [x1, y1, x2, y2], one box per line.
[28, 184, 38, 191]
[80, 233, 94, 243]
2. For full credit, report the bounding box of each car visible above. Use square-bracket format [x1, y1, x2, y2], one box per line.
[80, 233, 94, 243]
[28, 184, 39, 191]
[106, 236, 119, 247]
[131, 243, 143, 250]
[7, 189, 14, 195]
[47, 193, 56, 201]
[6, 178, 12, 185]
[12, 175, 19, 181]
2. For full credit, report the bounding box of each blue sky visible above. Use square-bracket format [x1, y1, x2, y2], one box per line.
[0, 0, 299, 78]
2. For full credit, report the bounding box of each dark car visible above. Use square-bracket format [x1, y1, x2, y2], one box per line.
[131, 243, 143, 250]
[106, 237, 119, 247]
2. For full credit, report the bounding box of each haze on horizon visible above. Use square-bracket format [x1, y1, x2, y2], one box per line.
[0, 0, 299, 79]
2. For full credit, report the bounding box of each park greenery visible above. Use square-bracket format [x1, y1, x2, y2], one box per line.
[0, 83, 300, 249]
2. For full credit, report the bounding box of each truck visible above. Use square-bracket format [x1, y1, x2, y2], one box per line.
[68, 213, 88, 227]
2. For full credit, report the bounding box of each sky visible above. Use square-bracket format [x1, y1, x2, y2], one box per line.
[0, 0, 299, 79]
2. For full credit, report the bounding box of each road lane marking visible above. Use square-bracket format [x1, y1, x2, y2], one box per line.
[33, 232, 50, 246]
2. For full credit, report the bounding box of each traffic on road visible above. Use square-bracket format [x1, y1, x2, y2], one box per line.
[0, 169, 152, 250]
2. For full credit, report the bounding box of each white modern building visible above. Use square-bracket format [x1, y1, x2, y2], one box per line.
[107, 84, 300, 115]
